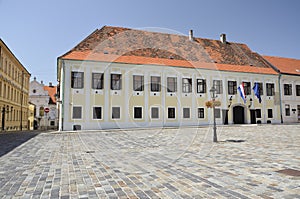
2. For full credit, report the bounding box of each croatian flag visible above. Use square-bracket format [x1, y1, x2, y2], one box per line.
[238, 83, 247, 103]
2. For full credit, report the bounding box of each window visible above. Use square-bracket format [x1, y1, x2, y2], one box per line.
[134, 107, 142, 119]
[133, 75, 144, 91]
[243, 82, 251, 95]
[256, 109, 262, 118]
[285, 104, 290, 116]
[72, 107, 82, 119]
[198, 108, 205, 118]
[151, 76, 161, 92]
[257, 82, 263, 95]
[151, 107, 159, 119]
[296, 85, 300, 96]
[228, 81, 237, 95]
[92, 73, 104, 89]
[112, 107, 120, 119]
[182, 78, 192, 93]
[183, 108, 190, 118]
[213, 80, 223, 94]
[284, 84, 292, 95]
[167, 77, 177, 92]
[93, 107, 102, 119]
[50, 121, 55, 126]
[33, 89, 36, 94]
[111, 74, 122, 90]
[215, 108, 221, 118]
[71, 72, 84, 89]
[268, 109, 273, 118]
[266, 83, 275, 96]
[168, 107, 176, 119]
[197, 79, 206, 93]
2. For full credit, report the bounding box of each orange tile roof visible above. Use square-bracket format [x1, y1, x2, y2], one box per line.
[59, 26, 277, 75]
[44, 86, 57, 104]
[63, 50, 277, 75]
[263, 56, 300, 75]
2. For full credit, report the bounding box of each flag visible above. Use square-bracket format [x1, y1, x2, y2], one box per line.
[253, 82, 262, 103]
[238, 83, 246, 103]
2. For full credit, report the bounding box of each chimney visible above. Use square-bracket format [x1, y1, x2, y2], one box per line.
[49, 82, 53, 87]
[220, 33, 226, 44]
[41, 80, 44, 85]
[189, 30, 194, 41]
[33, 77, 36, 81]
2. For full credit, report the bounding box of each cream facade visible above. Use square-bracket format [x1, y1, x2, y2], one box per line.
[58, 59, 281, 131]
[280, 74, 300, 123]
[0, 39, 31, 131]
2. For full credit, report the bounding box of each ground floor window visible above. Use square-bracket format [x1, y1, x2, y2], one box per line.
[198, 108, 205, 118]
[183, 108, 190, 118]
[256, 109, 262, 118]
[134, 107, 142, 119]
[72, 106, 82, 119]
[285, 104, 290, 116]
[112, 107, 120, 119]
[151, 107, 159, 119]
[268, 109, 273, 118]
[168, 107, 176, 119]
[93, 107, 102, 119]
[50, 121, 55, 126]
[215, 108, 221, 118]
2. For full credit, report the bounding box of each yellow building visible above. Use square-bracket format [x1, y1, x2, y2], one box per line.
[0, 38, 31, 131]
[28, 102, 36, 130]
[57, 26, 281, 131]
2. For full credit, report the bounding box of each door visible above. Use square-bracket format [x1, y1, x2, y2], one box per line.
[298, 105, 300, 122]
[233, 106, 245, 124]
[250, 110, 256, 124]
[222, 109, 228, 125]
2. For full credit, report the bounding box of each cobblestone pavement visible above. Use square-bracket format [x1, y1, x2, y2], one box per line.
[0, 124, 299, 199]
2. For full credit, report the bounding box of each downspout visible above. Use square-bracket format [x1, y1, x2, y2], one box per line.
[58, 59, 65, 131]
[278, 74, 283, 123]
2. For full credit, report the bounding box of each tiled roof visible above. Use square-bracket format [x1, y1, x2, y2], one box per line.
[263, 56, 300, 75]
[44, 86, 57, 104]
[60, 26, 276, 74]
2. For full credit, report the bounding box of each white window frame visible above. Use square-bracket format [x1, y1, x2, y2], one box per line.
[72, 106, 82, 120]
[92, 106, 103, 120]
[133, 106, 143, 120]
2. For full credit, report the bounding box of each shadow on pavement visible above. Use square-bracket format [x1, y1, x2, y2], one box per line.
[0, 131, 40, 157]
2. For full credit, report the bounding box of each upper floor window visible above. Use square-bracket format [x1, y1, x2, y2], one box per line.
[92, 73, 104, 89]
[71, 72, 84, 89]
[257, 82, 264, 95]
[213, 80, 223, 94]
[167, 77, 177, 92]
[243, 82, 251, 95]
[266, 83, 275, 96]
[151, 76, 161, 92]
[284, 84, 292, 95]
[296, 85, 300, 96]
[182, 78, 192, 93]
[197, 79, 206, 93]
[228, 81, 237, 95]
[111, 74, 122, 90]
[133, 75, 144, 91]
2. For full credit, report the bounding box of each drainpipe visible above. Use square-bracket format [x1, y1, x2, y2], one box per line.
[278, 74, 283, 123]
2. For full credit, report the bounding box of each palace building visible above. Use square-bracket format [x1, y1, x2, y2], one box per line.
[0, 38, 31, 131]
[57, 26, 281, 131]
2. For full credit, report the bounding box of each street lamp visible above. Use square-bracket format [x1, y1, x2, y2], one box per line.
[210, 87, 217, 142]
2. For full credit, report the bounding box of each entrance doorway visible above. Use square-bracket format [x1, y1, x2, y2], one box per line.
[233, 106, 245, 124]
[250, 110, 256, 124]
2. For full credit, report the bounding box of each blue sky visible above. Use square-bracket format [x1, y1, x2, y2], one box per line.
[0, 0, 299, 85]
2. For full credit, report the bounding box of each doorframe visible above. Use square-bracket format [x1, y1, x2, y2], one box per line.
[232, 104, 247, 124]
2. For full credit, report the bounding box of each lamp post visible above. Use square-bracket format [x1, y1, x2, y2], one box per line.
[210, 87, 217, 142]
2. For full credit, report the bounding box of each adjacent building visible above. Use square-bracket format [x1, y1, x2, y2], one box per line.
[264, 56, 300, 123]
[57, 26, 281, 131]
[0, 38, 31, 131]
[29, 77, 58, 130]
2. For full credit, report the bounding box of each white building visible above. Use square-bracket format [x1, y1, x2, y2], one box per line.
[29, 77, 58, 130]
[264, 56, 300, 123]
[57, 26, 281, 131]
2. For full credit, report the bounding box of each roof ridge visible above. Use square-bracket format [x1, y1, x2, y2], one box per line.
[263, 55, 300, 61]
